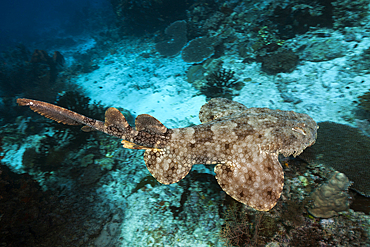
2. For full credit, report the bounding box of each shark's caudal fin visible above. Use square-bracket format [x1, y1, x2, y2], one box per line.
[16, 98, 136, 139]
[17, 98, 87, 126]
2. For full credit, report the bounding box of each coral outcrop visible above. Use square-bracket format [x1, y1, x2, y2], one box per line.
[301, 121, 370, 196]
[155, 20, 187, 57]
[181, 37, 217, 63]
[308, 171, 351, 218]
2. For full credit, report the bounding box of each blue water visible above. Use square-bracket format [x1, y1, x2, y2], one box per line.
[0, 0, 109, 50]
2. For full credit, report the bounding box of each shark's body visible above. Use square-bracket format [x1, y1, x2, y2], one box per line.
[17, 97, 317, 211]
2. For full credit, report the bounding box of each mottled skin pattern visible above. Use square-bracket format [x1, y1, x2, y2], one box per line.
[17, 98, 318, 211]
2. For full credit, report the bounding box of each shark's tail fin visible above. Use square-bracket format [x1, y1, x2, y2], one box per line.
[17, 98, 133, 139]
[17, 98, 91, 126]
[17, 98, 169, 147]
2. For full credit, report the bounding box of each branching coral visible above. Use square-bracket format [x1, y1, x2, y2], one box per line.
[220, 202, 253, 246]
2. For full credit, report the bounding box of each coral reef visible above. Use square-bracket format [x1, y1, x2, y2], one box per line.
[181, 36, 217, 63]
[185, 1, 225, 39]
[186, 59, 244, 100]
[218, 159, 369, 246]
[249, 26, 284, 54]
[332, 0, 369, 28]
[155, 20, 187, 57]
[19, 91, 131, 189]
[0, 164, 124, 246]
[0, 45, 66, 105]
[220, 202, 254, 246]
[265, 1, 333, 40]
[301, 121, 370, 197]
[358, 89, 370, 118]
[110, 0, 193, 34]
[308, 171, 351, 218]
[4, 0, 370, 245]
[259, 48, 299, 74]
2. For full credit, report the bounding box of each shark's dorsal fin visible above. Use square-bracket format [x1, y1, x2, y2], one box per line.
[135, 114, 167, 135]
[104, 107, 130, 130]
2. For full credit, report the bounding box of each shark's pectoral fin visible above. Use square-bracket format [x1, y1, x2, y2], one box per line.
[144, 149, 193, 184]
[121, 140, 152, 150]
[214, 153, 284, 211]
[81, 126, 96, 132]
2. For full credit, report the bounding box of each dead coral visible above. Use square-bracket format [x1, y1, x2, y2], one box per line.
[332, 0, 369, 28]
[289, 226, 324, 247]
[220, 202, 253, 247]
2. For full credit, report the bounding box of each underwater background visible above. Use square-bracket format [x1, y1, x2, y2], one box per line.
[1, 0, 370, 246]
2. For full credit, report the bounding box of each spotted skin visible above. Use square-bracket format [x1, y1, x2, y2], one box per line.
[17, 97, 318, 211]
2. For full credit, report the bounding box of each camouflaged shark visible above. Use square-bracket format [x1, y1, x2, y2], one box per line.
[17, 97, 318, 211]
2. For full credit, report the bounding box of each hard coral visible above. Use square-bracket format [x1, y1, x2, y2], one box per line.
[181, 36, 216, 63]
[259, 48, 299, 74]
[300, 121, 370, 197]
[308, 171, 351, 218]
[110, 0, 193, 35]
[155, 20, 187, 57]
